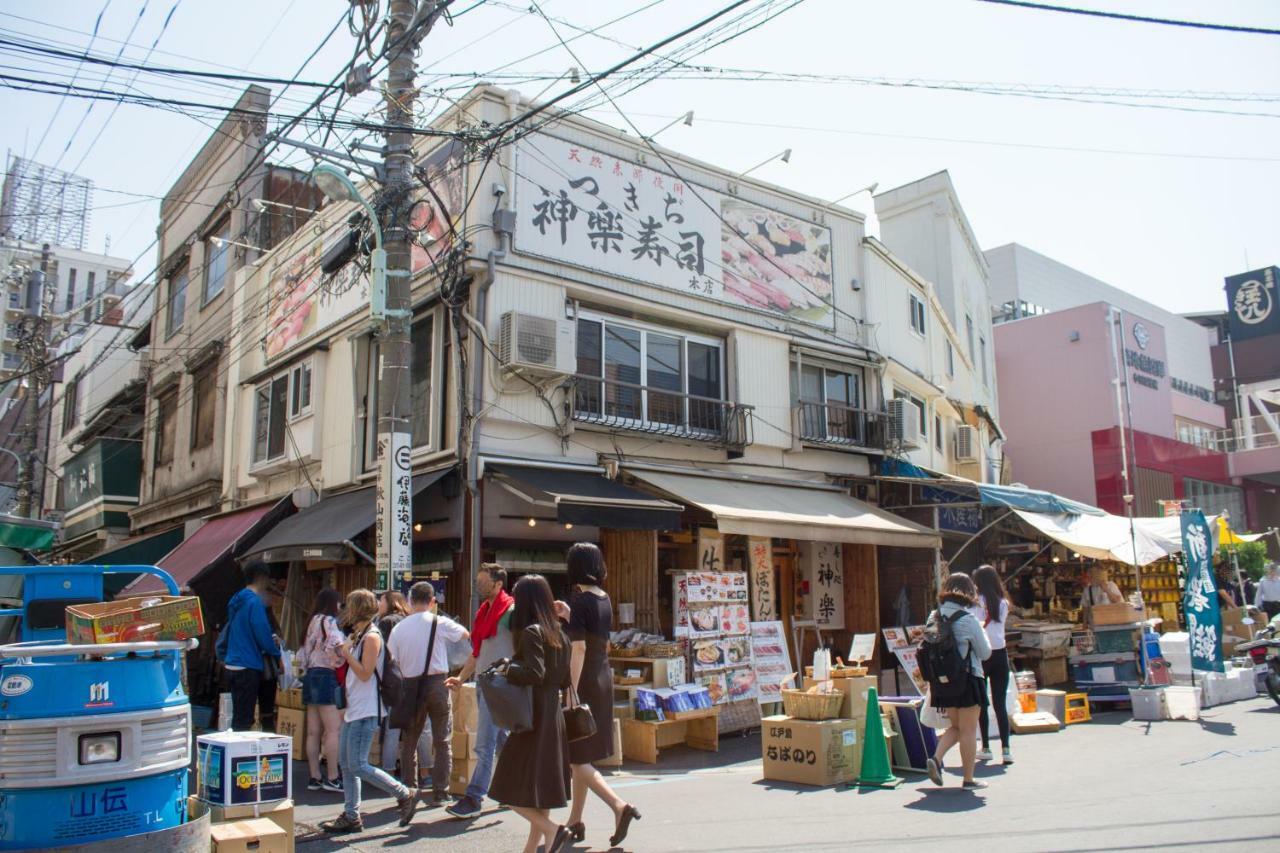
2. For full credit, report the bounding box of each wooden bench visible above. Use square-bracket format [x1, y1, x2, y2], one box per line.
[621, 707, 720, 764]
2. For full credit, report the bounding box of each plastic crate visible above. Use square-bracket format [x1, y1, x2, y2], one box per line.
[1164, 685, 1200, 721]
[1064, 693, 1091, 724]
[1129, 687, 1164, 721]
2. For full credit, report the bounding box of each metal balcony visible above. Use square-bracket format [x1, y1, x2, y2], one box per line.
[571, 375, 753, 448]
[794, 400, 888, 451]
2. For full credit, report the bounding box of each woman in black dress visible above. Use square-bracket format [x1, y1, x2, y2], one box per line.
[563, 543, 641, 848]
[488, 575, 573, 853]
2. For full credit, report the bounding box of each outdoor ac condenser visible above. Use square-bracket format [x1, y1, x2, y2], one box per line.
[887, 398, 922, 449]
[496, 311, 576, 376]
[954, 424, 978, 461]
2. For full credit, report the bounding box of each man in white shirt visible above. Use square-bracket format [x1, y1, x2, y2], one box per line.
[1255, 563, 1280, 620]
[388, 582, 469, 803]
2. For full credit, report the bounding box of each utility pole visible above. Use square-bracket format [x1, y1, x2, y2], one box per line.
[372, 1, 446, 591]
[15, 242, 50, 519]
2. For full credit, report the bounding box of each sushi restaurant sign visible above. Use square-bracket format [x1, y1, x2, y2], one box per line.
[514, 133, 836, 329]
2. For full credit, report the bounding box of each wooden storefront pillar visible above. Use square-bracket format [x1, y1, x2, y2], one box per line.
[601, 528, 659, 633]
[843, 543, 880, 669]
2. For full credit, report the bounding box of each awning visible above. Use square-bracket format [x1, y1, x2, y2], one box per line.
[243, 467, 452, 565]
[627, 469, 941, 549]
[489, 464, 683, 531]
[979, 484, 1104, 517]
[0, 517, 57, 551]
[1014, 510, 1215, 567]
[96, 526, 187, 597]
[875, 462, 1104, 517]
[131, 499, 291, 593]
[1217, 517, 1268, 546]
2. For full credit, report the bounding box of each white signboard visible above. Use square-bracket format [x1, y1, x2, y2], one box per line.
[749, 621, 793, 707]
[375, 431, 412, 591]
[515, 134, 835, 327]
[799, 541, 844, 631]
[747, 536, 776, 621]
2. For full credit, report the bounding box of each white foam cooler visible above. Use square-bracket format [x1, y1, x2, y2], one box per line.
[196, 730, 293, 806]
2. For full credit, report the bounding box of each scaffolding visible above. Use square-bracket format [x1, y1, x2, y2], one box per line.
[0, 155, 93, 250]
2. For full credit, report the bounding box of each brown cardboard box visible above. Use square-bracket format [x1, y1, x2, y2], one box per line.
[1221, 607, 1265, 656]
[1090, 602, 1141, 626]
[454, 683, 478, 733]
[275, 687, 303, 711]
[188, 797, 295, 850]
[449, 758, 478, 796]
[598, 719, 623, 768]
[761, 715, 861, 786]
[65, 594, 205, 644]
[210, 817, 289, 853]
[451, 728, 474, 762]
[1031, 655, 1069, 687]
[276, 707, 307, 761]
[800, 675, 877, 720]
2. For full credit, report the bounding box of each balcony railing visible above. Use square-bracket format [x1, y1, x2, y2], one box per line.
[571, 375, 753, 448]
[795, 400, 888, 450]
[1208, 416, 1280, 453]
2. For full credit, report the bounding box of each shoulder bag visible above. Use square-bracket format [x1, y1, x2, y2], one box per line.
[477, 660, 533, 734]
[389, 614, 438, 730]
[563, 682, 597, 743]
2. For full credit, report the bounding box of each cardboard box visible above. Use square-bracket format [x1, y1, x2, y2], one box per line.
[761, 715, 861, 786]
[801, 675, 877, 720]
[65, 594, 205, 644]
[451, 728, 474, 762]
[449, 758, 478, 796]
[275, 687, 303, 711]
[210, 817, 289, 853]
[1090, 602, 1141, 626]
[188, 797, 294, 852]
[455, 683, 478, 733]
[1031, 655, 1069, 687]
[598, 719, 623, 768]
[197, 731, 293, 806]
[1011, 711, 1061, 733]
[276, 707, 307, 761]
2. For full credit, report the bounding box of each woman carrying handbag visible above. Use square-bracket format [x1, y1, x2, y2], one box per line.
[487, 575, 575, 853]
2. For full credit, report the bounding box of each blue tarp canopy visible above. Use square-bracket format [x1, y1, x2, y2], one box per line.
[877, 459, 1105, 517]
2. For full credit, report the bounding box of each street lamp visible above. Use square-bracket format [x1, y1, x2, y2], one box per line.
[645, 110, 694, 141]
[828, 182, 879, 207]
[310, 163, 387, 320]
[738, 148, 791, 179]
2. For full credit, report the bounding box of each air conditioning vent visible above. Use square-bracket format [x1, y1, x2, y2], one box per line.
[955, 424, 978, 461]
[496, 311, 575, 376]
[887, 398, 922, 449]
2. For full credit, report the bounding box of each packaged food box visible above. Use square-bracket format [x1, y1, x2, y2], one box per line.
[275, 707, 307, 761]
[66, 594, 205, 644]
[761, 715, 862, 786]
[197, 731, 293, 806]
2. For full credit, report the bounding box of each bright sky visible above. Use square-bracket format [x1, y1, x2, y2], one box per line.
[1, 0, 1277, 316]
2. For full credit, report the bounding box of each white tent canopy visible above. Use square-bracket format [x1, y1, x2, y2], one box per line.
[1014, 510, 1218, 567]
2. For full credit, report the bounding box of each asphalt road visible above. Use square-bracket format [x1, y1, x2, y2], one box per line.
[289, 696, 1280, 852]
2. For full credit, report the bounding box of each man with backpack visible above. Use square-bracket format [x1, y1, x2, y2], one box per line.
[387, 582, 469, 805]
[919, 572, 992, 790]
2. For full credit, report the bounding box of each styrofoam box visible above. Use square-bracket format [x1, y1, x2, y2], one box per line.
[1164, 685, 1200, 721]
[196, 731, 293, 806]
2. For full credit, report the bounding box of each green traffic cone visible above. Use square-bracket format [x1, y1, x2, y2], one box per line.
[856, 686, 902, 789]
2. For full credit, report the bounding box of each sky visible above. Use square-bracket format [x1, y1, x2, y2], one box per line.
[1, 0, 1277, 316]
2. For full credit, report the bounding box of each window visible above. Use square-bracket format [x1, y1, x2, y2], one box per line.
[203, 219, 230, 305]
[191, 365, 217, 450]
[1183, 478, 1246, 526]
[289, 361, 313, 419]
[909, 293, 926, 336]
[166, 263, 188, 338]
[65, 268, 77, 312]
[574, 315, 723, 435]
[62, 377, 79, 435]
[893, 388, 928, 438]
[797, 362, 865, 443]
[81, 271, 96, 323]
[252, 375, 289, 464]
[364, 318, 435, 469]
[965, 314, 975, 361]
[979, 336, 988, 385]
[935, 415, 943, 451]
[945, 340, 955, 378]
[155, 392, 178, 466]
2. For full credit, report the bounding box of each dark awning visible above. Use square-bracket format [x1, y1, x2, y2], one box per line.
[98, 526, 187, 597]
[489, 463, 683, 531]
[244, 467, 452, 565]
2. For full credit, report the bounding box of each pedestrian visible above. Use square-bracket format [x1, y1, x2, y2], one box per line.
[387, 581, 469, 805]
[971, 565, 1013, 766]
[561, 543, 640, 848]
[446, 563, 514, 819]
[1256, 563, 1280, 620]
[487, 574, 574, 853]
[320, 589, 418, 834]
[926, 572, 992, 790]
[1080, 564, 1124, 626]
[298, 588, 345, 792]
[215, 561, 284, 732]
[376, 591, 430, 783]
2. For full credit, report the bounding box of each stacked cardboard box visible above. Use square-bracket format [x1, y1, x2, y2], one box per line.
[448, 684, 480, 795]
[276, 707, 307, 761]
[210, 817, 289, 853]
[801, 675, 877, 721]
[761, 715, 862, 786]
[189, 797, 295, 852]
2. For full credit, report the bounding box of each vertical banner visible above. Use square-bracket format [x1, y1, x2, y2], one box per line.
[696, 527, 724, 573]
[747, 536, 776, 621]
[1180, 509, 1223, 673]
[799, 541, 844, 630]
[375, 432, 412, 592]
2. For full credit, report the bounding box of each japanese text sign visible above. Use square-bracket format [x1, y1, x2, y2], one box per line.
[748, 536, 776, 621]
[375, 431, 412, 591]
[1180, 509, 1223, 673]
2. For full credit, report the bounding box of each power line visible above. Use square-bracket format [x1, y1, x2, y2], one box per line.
[28, 0, 112, 164]
[973, 0, 1280, 36]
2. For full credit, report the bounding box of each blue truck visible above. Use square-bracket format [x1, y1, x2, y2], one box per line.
[0, 564, 209, 851]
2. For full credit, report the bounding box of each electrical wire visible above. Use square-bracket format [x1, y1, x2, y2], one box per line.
[27, 0, 112, 164]
[973, 0, 1280, 36]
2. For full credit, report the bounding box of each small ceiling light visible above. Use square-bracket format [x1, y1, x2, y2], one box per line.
[564, 523, 574, 531]
[527, 517, 537, 528]
[414, 522, 423, 533]
[1052, 556, 1061, 564]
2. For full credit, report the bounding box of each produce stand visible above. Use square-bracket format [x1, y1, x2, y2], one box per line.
[621, 706, 721, 764]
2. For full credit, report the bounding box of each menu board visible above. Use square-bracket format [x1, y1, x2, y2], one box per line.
[675, 571, 752, 705]
[748, 620, 792, 706]
[882, 626, 927, 696]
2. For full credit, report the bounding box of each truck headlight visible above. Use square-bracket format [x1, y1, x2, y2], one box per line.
[78, 732, 121, 765]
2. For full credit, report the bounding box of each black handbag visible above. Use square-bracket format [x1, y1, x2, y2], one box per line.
[477, 662, 533, 734]
[563, 683, 597, 744]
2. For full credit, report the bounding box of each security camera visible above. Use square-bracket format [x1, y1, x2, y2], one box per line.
[492, 182, 508, 198]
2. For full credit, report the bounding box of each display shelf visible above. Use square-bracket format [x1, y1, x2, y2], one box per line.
[621, 707, 721, 764]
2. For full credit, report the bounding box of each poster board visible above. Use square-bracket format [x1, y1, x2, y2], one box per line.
[675, 571, 754, 704]
[882, 626, 927, 697]
[749, 620, 792, 707]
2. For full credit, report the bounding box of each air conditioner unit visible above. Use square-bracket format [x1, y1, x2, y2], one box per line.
[496, 311, 575, 376]
[887, 398, 922, 449]
[955, 424, 978, 462]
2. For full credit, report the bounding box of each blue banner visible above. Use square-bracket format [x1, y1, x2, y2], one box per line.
[1180, 510, 1223, 673]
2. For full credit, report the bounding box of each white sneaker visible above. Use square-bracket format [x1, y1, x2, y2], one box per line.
[1002, 748, 1014, 765]
[976, 748, 993, 762]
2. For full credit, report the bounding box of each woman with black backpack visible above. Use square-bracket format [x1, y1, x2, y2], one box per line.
[925, 572, 992, 790]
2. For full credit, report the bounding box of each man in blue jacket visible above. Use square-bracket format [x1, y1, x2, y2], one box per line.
[216, 561, 283, 730]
